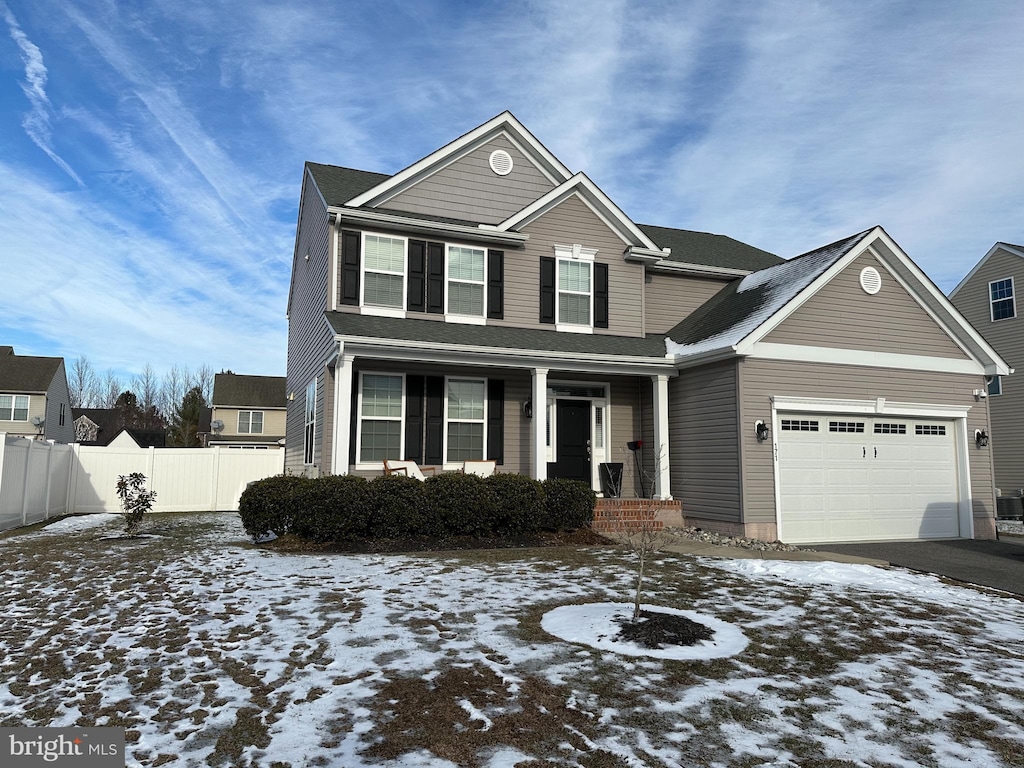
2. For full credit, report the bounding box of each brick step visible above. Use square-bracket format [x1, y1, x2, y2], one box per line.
[592, 518, 664, 533]
[591, 499, 679, 533]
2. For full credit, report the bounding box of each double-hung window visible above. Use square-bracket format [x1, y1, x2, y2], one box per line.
[0, 394, 29, 421]
[559, 260, 591, 326]
[238, 410, 264, 434]
[445, 378, 485, 462]
[990, 278, 1015, 321]
[359, 373, 404, 462]
[303, 380, 316, 465]
[447, 245, 486, 319]
[362, 234, 406, 310]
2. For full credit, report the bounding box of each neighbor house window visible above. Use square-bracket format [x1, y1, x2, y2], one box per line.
[303, 380, 316, 465]
[362, 234, 406, 308]
[558, 259, 592, 326]
[59, 402, 66, 426]
[0, 395, 29, 421]
[447, 245, 486, 317]
[359, 373, 404, 463]
[990, 278, 1015, 321]
[445, 378, 485, 462]
[238, 410, 264, 434]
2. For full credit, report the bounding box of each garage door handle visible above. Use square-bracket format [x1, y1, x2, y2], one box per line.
[863, 447, 866, 458]
[874, 447, 877, 458]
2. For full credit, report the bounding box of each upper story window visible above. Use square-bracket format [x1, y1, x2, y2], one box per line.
[238, 410, 264, 434]
[447, 245, 486, 319]
[363, 234, 406, 310]
[543, 244, 603, 333]
[990, 277, 1015, 321]
[59, 402, 66, 426]
[559, 260, 592, 326]
[0, 394, 29, 421]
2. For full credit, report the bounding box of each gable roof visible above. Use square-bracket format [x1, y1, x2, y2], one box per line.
[212, 374, 287, 408]
[0, 348, 62, 393]
[949, 241, 1024, 299]
[638, 225, 782, 272]
[305, 163, 389, 207]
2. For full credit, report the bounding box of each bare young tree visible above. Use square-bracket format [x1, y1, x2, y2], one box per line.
[133, 363, 161, 414]
[194, 364, 214, 405]
[69, 355, 97, 408]
[159, 364, 189, 421]
[98, 369, 122, 409]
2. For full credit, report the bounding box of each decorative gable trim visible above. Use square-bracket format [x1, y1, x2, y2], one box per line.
[344, 112, 573, 208]
[494, 173, 661, 251]
[948, 242, 1024, 299]
[330, 208, 528, 247]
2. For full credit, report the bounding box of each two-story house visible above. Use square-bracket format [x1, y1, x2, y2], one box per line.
[286, 112, 1008, 544]
[208, 373, 287, 449]
[0, 346, 74, 443]
[949, 243, 1023, 497]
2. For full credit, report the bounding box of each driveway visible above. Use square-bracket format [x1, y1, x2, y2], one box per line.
[817, 535, 1024, 595]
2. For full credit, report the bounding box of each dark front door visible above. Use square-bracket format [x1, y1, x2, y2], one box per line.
[551, 399, 591, 483]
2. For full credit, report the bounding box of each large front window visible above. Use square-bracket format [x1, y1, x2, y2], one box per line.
[359, 374, 403, 462]
[363, 234, 406, 308]
[238, 410, 264, 434]
[447, 245, 485, 317]
[0, 394, 29, 421]
[990, 278, 1016, 321]
[558, 259, 591, 326]
[446, 378, 485, 462]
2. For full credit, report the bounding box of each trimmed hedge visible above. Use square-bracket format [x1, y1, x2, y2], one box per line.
[237, 471, 596, 543]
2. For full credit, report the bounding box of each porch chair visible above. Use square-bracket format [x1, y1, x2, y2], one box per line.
[383, 459, 436, 481]
[462, 460, 496, 478]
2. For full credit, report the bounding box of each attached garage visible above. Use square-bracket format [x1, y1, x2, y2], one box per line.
[776, 412, 965, 544]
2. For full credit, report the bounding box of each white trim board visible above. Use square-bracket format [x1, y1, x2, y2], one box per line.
[748, 342, 986, 376]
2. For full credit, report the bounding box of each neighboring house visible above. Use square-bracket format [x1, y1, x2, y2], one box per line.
[208, 373, 287, 448]
[0, 346, 74, 443]
[949, 243, 1024, 495]
[286, 112, 1008, 544]
[73, 408, 167, 447]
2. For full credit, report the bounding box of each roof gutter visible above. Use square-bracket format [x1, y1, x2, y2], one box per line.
[646, 260, 753, 278]
[329, 207, 530, 247]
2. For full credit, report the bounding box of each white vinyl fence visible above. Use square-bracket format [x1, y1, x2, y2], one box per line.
[0, 433, 285, 532]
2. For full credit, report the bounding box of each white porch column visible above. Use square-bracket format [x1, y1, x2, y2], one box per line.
[332, 347, 354, 476]
[652, 374, 672, 500]
[532, 367, 548, 481]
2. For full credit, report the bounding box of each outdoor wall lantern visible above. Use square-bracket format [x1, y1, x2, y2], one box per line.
[755, 420, 770, 442]
[522, 397, 533, 419]
[975, 428, 989, 448]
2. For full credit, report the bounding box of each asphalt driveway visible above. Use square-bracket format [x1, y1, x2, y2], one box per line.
[817, 535, 1024, 596]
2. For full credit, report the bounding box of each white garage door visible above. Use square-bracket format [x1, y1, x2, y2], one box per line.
[778, 415, 961, 544]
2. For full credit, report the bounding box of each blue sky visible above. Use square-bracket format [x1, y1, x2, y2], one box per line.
[2, 0, 1023, 382]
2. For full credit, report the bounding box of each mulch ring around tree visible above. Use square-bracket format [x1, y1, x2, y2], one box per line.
[615, 609, 715, 649]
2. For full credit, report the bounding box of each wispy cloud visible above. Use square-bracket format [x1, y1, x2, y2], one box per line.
[1, 1, 83, 186]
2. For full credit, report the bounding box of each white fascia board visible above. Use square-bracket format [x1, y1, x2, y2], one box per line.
[749, 342, 987, 376]
[868, 230, 1012, 375]
[496, 173, 660, 251]
[334, 335, 677, 377]
[667, 346, 740, 370]
[771, 394, 971, 420]
[646, 260, 752, 278]
[344, 112, 573, 208]
[949, 242, 1024, 298]
[733, 228, 881, 356]
[330, 207, 529, 246]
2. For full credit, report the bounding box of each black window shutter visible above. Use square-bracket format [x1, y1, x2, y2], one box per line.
[487, 378, 504, 465]
[340, 230, 361, 305]
[408, 240, 426, 312]
[427, 242, 445, 314]
[404, 375, 425, 462]
[594, 262, 609, 329]
[487, 250, 504, 320]
[425, 376, 444, 465]
[540, 256, 556, 324]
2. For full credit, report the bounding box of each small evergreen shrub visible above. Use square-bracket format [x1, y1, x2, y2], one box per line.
[116, 472, 157, 537]
[290, 475, 371, 543]
[422, 472, 496, 537]
[486, 472, 545, 535]
[542, 478, 596, 531]
[238, 474, 307, 541]
[367, 474, 426, 538]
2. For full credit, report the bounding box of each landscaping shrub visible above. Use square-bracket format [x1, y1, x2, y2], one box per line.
[290, 475, 371, 543]
[485, 472, 545, 536]
[421, 472, 496, 537]
[116, 472, 157, 537]
[542, 478, 596, 531]
[367, 473, 426, 538]
[238, 474, 308, 541]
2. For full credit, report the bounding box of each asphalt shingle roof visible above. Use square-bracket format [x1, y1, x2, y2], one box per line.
[0, 348, 62, 393]
[212, 374, 287, 408]
[325, 312, 669, 359]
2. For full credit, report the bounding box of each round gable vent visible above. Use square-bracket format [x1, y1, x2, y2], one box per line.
[860, 266, 882, 295]
[489, 149, 513, 176]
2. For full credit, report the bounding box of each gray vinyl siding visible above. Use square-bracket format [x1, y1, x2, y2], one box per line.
[286, 171, 333, 474]
[765, 254, 969, 359]
[949, 247, 1024, 491]
[738, 358, 995, 527]
[506, 195, 645, 338]
[44, 362, 74, 443]
[644, 272, 730, 335]
[668, 360, 742, 522]
[379, 135, 556, 225]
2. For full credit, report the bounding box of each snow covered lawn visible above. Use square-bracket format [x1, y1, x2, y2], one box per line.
[1, 513, 1022, 767]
